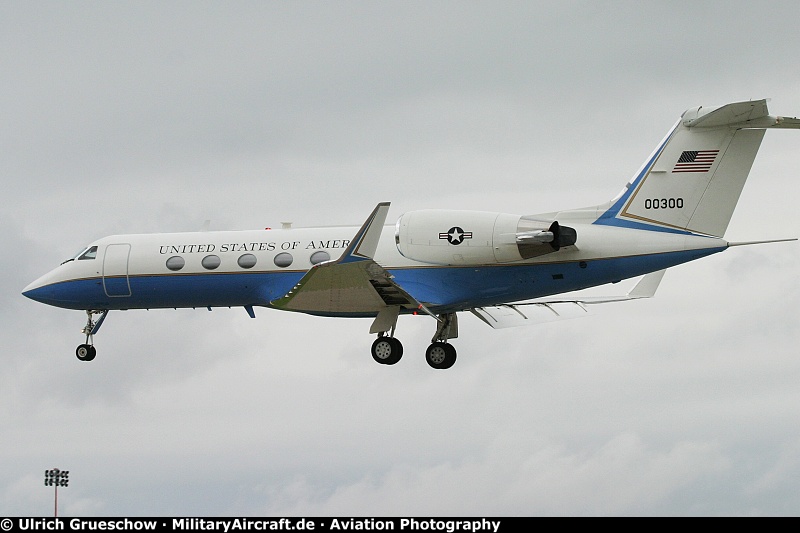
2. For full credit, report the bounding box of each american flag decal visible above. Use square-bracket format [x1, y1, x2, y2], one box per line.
[672, 150, 719, 173]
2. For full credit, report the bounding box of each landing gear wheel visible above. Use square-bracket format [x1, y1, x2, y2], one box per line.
[77, 310, 107, 362]
[371, 337, 403, 365]
[76, 344, 97, 362]
[426, 342, 456, 369]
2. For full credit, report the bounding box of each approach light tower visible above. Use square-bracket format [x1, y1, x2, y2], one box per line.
[44, 468, 69, 517]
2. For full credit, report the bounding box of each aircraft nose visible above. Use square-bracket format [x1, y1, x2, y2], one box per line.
[22, 266, 103, 310]
[22, 277, 52, 304]
[22, 269, 76, 307]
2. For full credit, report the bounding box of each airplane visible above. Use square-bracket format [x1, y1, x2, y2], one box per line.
[22, 99, 799, 369]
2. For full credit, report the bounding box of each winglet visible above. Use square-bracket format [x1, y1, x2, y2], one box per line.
[338, 202, 391, 263]
[627, 269, 666, 299]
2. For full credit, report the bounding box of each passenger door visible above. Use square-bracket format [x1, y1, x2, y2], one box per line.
[103, 243, 131, 297]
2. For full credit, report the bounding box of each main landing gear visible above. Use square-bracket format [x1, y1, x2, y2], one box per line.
[371, 335, 403, 365]
[76, 310, 108, 362]
[370, 312, 458, 369]
[425, 342, 457, 370]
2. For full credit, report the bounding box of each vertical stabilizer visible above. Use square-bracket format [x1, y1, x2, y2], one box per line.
[597, 99, 799, 237]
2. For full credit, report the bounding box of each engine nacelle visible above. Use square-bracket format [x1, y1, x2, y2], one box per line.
[395, 210, 576, 265]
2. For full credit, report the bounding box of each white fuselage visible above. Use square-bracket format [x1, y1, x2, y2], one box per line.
[22, 219, 728, 315]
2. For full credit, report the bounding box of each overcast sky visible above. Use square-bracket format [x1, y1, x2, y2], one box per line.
[2, 1, 799, 517]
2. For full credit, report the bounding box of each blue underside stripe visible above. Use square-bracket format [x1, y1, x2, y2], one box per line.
[24, 247, 725, 315]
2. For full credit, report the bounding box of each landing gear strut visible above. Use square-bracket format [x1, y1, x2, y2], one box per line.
[425, 313, 457, 369]
[370, 308, 403, 366]
[76, 310, 108, 362]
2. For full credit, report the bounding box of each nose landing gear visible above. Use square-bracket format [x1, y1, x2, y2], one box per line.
[76, 343, 96, 361]
[76, 310, 108, 362]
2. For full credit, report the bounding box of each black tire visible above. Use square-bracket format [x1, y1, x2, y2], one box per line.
[371, 337, 403, 365]
[76, 344, 96, 362]
[426, 342, 456, 369]
[441, 343, 456, 369]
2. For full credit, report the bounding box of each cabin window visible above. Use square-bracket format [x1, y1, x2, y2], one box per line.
[274, 252, 293, 268]
[78, 246, 98, 260]
[201, 255, 221, 270]
[238, 253, 257, 269]
[310, 250, 330, 265]
[166, 256, 185, 271]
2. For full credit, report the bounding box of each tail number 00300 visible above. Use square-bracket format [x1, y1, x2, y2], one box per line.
[644, 198, 683, 209]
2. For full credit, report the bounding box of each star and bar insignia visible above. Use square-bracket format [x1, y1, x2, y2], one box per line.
[439, 227, 473, 245]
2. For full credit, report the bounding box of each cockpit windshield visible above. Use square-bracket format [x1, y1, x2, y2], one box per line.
[62, 245, 98, 264]
[79, 246, 98, 260]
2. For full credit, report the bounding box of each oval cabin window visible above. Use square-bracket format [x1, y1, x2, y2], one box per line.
[238, 253, 257, 269]
[201, 255, 221, 270]
[166, 256, 185, 271]
[310, 251, 330, 265]
[274, 252, 293, 268]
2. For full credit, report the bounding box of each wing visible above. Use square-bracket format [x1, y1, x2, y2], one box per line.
[470, 269, 666, 329]
[270, 203, 438, 326]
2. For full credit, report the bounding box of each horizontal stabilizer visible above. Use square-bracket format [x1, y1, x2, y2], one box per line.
[769, 116, 800, 129]
[683, 99, 769, 128]
[682, 99, 800, 129]
[470, 270, 666, 329]
[727, 238, 798, 247]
